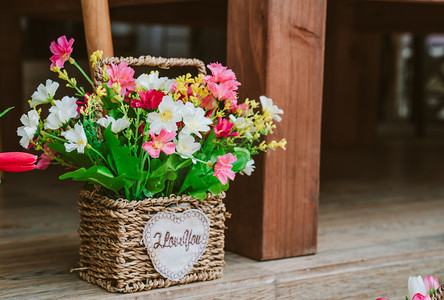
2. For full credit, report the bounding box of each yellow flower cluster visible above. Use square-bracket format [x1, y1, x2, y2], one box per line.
[172, 74, 210, 106]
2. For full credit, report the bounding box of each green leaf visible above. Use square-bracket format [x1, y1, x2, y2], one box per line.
[208, 182, 222, 195]
[146, 178, 166, 194]
[48, 142, 93, 168]
[189, 189, 207, 200]
[59, 166, 126, 193]
[0, 106, 14, 118]
[232, 147, 250, 172]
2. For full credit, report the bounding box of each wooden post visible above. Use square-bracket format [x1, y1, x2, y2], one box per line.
[0, 14, 22, 152]
[80, 0, 114, 59]
[225, 0, 326, 260]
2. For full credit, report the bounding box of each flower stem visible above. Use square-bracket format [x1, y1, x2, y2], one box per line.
[40, 131, 67, 143]
[71, 60, 94, 87]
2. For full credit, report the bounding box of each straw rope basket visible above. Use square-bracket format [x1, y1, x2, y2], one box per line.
[432, 284, 444, 300]
[74, 56, 230, 293]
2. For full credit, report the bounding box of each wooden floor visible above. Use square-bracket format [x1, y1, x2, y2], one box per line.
[1, 123, 444, 299]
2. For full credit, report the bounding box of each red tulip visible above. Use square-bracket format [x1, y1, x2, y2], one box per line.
[0, 152, 37, 172]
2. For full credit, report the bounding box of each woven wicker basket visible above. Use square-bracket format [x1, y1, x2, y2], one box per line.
[432, 284, 444, 300]
[77, 189, 229, 293]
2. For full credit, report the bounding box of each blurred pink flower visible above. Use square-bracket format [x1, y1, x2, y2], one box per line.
[376, 298, 390, 300]
[424, 276, 440, 295]
[142, 129, 176, 158]
[49, 35, 74, 69]
[76, 93, 90, 114]
[0, 152, 37, 172]
[106, 62, 136, 95]
[133, 90, 165, 110]
[412, 293, 431, 300]
[214, 117, 238, 138]
[204, 63, 240, 87]
[36, 145, 55, 170]
[213, 153, 237, 185]
[200, 94, 217, 110]
[207, 82, 237, 101]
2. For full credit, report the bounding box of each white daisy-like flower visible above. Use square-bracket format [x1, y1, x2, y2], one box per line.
[136, 71, 175, 92]
[44, 96, 78, 130]
[229, 114, 256, 139]
[175, 132, 201, 162]
[97, 116, 131, 133]
[147, 96, 183, 134]
[260, 95, 284, 122]
[61, 123, 88, 153]
[240, 159, 255, 176]
[181, 104, 212, 138]
[17, 110, 40, 148]
[30, 79, 59, 108]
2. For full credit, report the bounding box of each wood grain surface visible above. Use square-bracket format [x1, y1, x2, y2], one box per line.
[225, 0, 327, 260]
[2, 124, 444, 299]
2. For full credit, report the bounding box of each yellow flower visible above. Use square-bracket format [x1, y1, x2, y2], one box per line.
[96, 86, 107, 97]
[90, 50, 103, 68]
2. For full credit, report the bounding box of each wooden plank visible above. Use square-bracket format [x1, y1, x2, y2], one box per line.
[80, 0, 114, 59]
[0, 14, 23, 152]
[225, 0, 326, 260]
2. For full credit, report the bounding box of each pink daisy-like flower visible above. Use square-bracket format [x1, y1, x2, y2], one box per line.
[214, 117, 238, 138]
[207, 82, 237, 101]
[106, 62, 136, 95]
[132, 90, 165, 110]
[142, 129, 176, 158]
[49, 35, 74, 69]
[213, 153, 237, 185]
[204, 63, 240, 86]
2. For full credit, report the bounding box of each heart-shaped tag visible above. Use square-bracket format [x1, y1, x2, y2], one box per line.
[143, 209, 210, 281]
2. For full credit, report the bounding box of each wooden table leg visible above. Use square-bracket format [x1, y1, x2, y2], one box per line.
[0, 14, 23, 152]
[225, 0, 327, 260]
[80, 0, 114, 61]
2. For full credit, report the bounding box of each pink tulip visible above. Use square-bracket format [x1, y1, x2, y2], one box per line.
[412, 293, 431, 300]
[213, 153, 237, 185]
[106, 62, 136, 95]
[0, 152, 37, 172]
[49, 35, 74, 69]
[424, 276, 440, 295]
[142, 129, 176, 158]
[214, 117, 238, 138]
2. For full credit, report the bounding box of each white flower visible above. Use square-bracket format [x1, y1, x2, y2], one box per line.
[30, 79, 59, 108]
[181, 103, 212, 138]
[147, 96, 183, 134]
[97, 116, 131, 133]
[17, 110, 40, 148]
[408, 276, 427, 299]
[240, 159, 255, 176]
[260, 95, 284, 122]
[175, 132, 201, 161]
[229, 114, 256, 139]
[136, 71, 175, 92]
[44, 96, 78, 130]
[61, 123, 88, 153]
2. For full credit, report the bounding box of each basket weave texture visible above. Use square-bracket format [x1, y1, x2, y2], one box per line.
[77, 189, 229, 293]
[432, 284, 444, 300]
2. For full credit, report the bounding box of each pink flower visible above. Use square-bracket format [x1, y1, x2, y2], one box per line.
[232, 102, 249, 115]
[207, 82, 237, 101]
[106, 62, 136, 95]
[0, 152, 37, 172]
[376, 298, 390, 300]
[200, 94, 217, 110]
[424, 276, 440, 295]
[132, 90, 165, 110]
[76, 93, 90, 114]
[214, 117, 238, 138]
[138, 123, 146, 136]
[213, 153, 237, 185]
[36, 145, 55, 170]
[412, 293, 431, 300]
[49, 35, 74, 69]
[204, 63, 240, 86]
[142, 129, 176, 158]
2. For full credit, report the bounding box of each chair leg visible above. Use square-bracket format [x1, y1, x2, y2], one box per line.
[80, 0, 114, 63]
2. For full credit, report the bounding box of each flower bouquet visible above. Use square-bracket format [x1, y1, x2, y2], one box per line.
[377, 275, 444, 300]
[18, 36, 286, 292]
